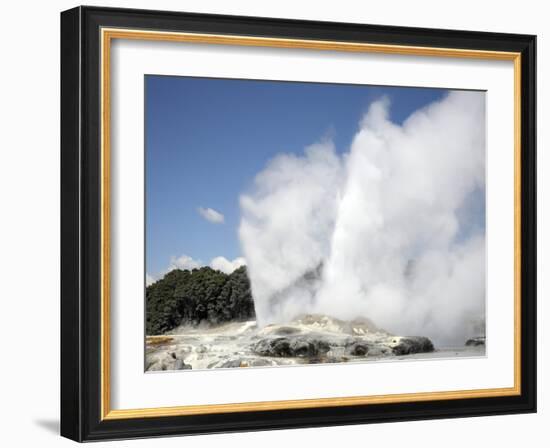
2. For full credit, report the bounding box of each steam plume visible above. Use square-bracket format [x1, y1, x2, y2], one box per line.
[239, 91, 486, 345]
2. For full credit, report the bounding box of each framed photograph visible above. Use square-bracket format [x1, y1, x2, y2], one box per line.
[60, 6, 536, 442]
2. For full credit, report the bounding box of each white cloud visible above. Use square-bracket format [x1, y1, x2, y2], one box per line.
[146, 273, 155, 286]
[210, 256, 246, 274]
[198, 207, 225, 224]
[168, 254, 201, 271]
[239, 91, 486, 345]
[151, 254, 245, 280]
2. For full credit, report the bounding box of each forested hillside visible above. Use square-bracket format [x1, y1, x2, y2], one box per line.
[146, 266, 255, 335]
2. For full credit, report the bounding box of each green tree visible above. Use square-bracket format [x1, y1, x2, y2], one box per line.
[146, 266, 255, 335]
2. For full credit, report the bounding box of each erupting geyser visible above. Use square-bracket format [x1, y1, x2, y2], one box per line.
[239, 91, 486, 346]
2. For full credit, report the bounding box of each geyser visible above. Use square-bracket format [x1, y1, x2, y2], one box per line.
[239, 91, 486, 346]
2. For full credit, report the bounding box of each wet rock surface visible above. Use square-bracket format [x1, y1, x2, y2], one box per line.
[345, 341, 370, 356]
[252, 335, 331, 358]
[465, 336, 486, 347]
[389, 337, 435, 355]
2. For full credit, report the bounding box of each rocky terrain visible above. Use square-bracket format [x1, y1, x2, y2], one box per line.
[465, 336, 486, 347]
[144, 314, 484, 372]
[145, 268, 485, 372]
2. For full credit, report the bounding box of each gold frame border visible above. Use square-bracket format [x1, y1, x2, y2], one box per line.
[100, 28, 522, 421]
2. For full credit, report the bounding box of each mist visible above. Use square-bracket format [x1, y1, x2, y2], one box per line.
[239, 91, 486, 346]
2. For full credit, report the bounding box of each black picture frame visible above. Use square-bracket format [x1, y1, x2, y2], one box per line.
[61, 5, 536, 442]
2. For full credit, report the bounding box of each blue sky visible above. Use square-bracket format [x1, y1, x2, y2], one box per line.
[145, 76, 448, 278]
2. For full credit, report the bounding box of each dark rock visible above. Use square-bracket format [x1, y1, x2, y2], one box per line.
[465, 337, 486, 347]
[290, 339, 318, 357]
[173, 358, 192, 370]
[391, 337, 434, 355]
[253, 338, 292, 357]
[252, 335, 331, 358]
[346, 341, 370, 356]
